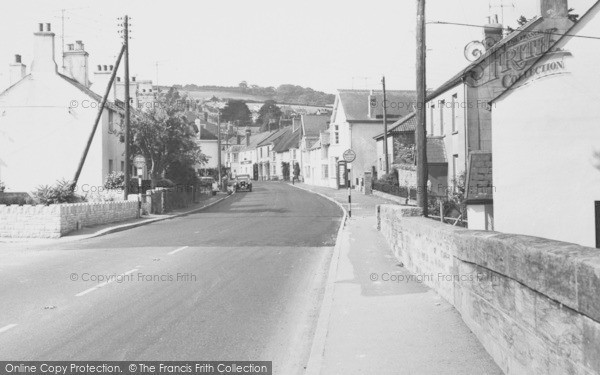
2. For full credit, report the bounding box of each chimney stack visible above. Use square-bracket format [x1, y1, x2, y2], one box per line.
[541, 0, 569, 18]
[9, 54, 27, 85]
[245, 127, 251, 146]
[31, 22, 57, 75]
[483, 15, 503, 48]
[367, 90, 376, 119]
[92, 63, 116, 101]
[63, 39, 89, 87]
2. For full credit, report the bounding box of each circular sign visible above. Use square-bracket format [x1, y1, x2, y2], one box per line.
[343, 149, 356, 163]
[133, 154, 146, 168]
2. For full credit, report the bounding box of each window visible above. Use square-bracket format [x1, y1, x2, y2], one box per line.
[451, 94, 458, 132]
[108, 159, 114, 173]
[334, 124, 339, 144]
[306, 166, 310, 178]
[272, 152, 276, 161]
[439, 100, 445, 135]
[292, 149, 296, 160]
[260, 148, 263, 158]
[108, 111, 114, 132]
[120, 161, 124, 171]
[430, 105, 435, 135]
[273, 165, 276, 174]
[233, 153, 239, 163]
[322, 165, 329, 179]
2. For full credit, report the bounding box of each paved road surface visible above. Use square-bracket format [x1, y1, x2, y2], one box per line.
[0, 182, 342, 374]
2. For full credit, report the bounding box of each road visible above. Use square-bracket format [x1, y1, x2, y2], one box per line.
[0, 182, 342, 374]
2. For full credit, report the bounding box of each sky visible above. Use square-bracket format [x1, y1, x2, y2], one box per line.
[0, 0, 596, 94]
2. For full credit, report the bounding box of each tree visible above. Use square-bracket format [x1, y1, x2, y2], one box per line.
[221, 100, 252, 126]
[122, 86, 208, 186]
[257, 100, 283, 132]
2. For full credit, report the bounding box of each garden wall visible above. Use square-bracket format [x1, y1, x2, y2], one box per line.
[0, 201, 139, 238]
[377, 204, 600, 375]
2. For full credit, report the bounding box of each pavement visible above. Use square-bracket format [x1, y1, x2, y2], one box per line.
[0, 182, 342, 375]
[293, 182, 502, 375]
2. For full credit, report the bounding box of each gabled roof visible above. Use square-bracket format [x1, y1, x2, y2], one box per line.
[426, 137, 447, 164]
[239, 131, 275, 152]
[427, 17, 544, 100]
[465, 151, 493, 203]
[374, 112, 416, 140]
[273, 128, 300, 153]
[337, 89, 416, 122]
[258, 126, 289, 147]
[301, 114, 329, 138]
[58, 73, 124, 114]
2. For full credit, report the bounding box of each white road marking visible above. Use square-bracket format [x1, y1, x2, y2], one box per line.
[168, 246, 189, 255]
[75, 268, 139, 297]
[0, 324, 17, 334]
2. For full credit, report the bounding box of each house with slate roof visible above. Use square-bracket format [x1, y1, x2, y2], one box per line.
[489, 0, 600, 247]
[325, 89, 416, 189]
[227, 129, 274, 179]
[298, 115, 330, 186]
[272, 126, 301, 181]
[381, 0, 572, 199]
[0, 23, 125, 192]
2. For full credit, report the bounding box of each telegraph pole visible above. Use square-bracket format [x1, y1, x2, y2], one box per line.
[123, 15, 131, 199]
[416, 0, 428, 215]
[217, 111, 222, 189]
[382, 76, 389, 175]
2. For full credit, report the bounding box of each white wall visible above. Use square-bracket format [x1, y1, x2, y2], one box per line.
[0, 74, 123, 193]
[493, 10, 600, 247]
[427, 83, 467, 183]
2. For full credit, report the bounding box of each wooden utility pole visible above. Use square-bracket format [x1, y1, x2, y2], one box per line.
[71, 46, 125, 191]
[123, 15, 131, 200]
[217, 111, 222, 189]
[382, 76, 389, 175]
[416, 0, 428, 215]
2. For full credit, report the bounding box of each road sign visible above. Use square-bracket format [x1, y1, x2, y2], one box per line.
[133, 154, 146, 168]
[343, 149, 356, 163]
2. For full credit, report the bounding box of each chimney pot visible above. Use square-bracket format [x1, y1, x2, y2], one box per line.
[541, 0, 569, 18]
[109, 65, 114, 71]
[117, 77, 121, 82]
[38, 23, 43, 32]
[15, 54, 21, 63]
[97, 64, 101, 71]
[132, 76, 136, 82]
[103, 65, 108, 71]
[46, 23, 51, 32]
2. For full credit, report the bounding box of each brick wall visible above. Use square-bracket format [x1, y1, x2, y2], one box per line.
[0, 201, 139, 238]
[378, 204, 600, 375]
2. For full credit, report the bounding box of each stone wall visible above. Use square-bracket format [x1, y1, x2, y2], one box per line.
[0, 201, 139, 238]
[378, 204, 600, 375]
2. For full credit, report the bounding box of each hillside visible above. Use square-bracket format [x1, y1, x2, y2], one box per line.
[169, 83, 335, 106]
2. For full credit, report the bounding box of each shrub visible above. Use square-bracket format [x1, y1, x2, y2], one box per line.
[32, 179, 81, 205]
[104, 171, 125, 189]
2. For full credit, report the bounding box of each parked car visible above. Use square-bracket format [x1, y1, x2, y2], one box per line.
[199, 177, 219, 196]
[236, 174, 252, 192]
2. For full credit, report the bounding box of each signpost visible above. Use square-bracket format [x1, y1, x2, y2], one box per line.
[343, 149, 356, 218]
[133, 155, 146, 214]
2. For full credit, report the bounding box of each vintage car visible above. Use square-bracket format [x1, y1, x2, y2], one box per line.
[235, 174, 252, 192]
[199, 176, 219, 195]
